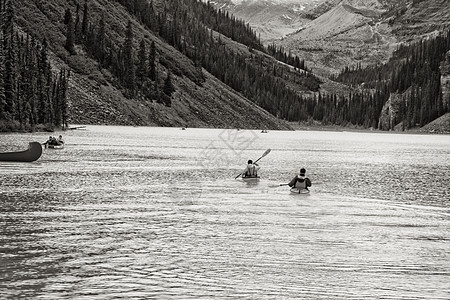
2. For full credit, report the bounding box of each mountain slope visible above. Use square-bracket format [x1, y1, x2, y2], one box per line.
[279, 0, 450, 76]
[209, 0, 321, 43]
[279, 0, 395, 76]
[15, 0, 291, 130]
[199, 0, 450, 131]
[386, 0, 450, 38]
[218, 0, 450, 77]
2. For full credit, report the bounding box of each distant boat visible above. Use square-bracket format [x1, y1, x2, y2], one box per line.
[0, 142, 42, 162]
[46, 143, 64, 149]
[261, 130, 268, 133]
[66, 125, 86, 131]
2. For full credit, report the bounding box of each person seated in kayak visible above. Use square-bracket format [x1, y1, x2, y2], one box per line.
[288, 168, 312, 190]
[43, 136, 58, 146]
[57, 135, 65, 145]
[243, 160, 260, 178]
[43, 136, 52, 145]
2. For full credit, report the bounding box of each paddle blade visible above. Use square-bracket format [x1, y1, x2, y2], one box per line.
[261, 148, 271, 157]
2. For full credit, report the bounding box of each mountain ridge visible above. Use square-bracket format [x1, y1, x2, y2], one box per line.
[216, 0, 450, 76]
[3, 0, 449, 133]
[14, 0, 293, 130]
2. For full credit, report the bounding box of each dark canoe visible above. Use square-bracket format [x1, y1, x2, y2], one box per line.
[0, 142, 43, 162]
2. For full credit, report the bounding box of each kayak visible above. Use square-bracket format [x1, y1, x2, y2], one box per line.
[290, 187, 310, 194]
[0, 142, 43, 162]
[241, 176, 260, 182]
[46, 143, 64, 149]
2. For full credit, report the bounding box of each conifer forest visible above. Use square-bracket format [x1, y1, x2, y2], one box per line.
[1, 0, 449, 131]
[0, 0, 69, 131]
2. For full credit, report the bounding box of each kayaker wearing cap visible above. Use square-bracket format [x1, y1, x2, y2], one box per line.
[288, 168, 312, 190]
[243, 159, 260, 178]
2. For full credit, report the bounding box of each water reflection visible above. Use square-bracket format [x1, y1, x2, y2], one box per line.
[0, 193, 66, 299]
[1, 127, 449, 299]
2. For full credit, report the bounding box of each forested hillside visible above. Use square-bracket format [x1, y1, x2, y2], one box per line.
[1, 0, 325, 131]
[0, 0, 69, 131]
[114, 0, 321, 118]
[268, 0, 450, 131]
[333, 30, 450, 130]
[2, 0, 448, 133]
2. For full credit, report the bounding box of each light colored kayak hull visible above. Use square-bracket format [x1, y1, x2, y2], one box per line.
[46, 144, 64, 149]
[290, 188, 310, 194]
[241, 176, 260, 182]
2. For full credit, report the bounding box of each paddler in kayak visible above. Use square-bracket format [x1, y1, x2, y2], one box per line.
[243, 159, 260, 178]
[288, 168, 312, 190]
[57, 135, 65, 145]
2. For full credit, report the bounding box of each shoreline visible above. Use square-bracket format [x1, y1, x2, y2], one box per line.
[1, 122, 449, 135]
[288, 122, 450, 135]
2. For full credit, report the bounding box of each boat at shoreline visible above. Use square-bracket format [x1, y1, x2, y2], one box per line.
[0, 142, 43, 162]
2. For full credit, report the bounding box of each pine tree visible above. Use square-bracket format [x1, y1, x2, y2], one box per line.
[17, 34, 29, 127]
[37, 38, 51, 124]
[27, 37, 39, 127]
[3, 0, 17, 120]
[64, 8, 71, 25]
[123, 20, 135, 97]
[74, 4, 81, 43]
[136, 39, 147, 87]
[0, 31, 6, 120]
[162, 71, 174, 107]
[148, 40, 156, 81]
[60, 70, 69, 128]
[81, 1, 89, 39]
[95, 13, 106, 65]
[64, 9, 75, 55]
[52, 69, 69, 128]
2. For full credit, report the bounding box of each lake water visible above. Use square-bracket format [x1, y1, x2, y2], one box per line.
[1, 126, 449, 299]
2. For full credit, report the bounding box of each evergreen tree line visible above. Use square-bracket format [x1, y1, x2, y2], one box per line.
[0, 0, 69, 131]
[114, 0, 322, 121]
[333, 30, 450, 129]
[64, 0, 418, 129]
[306, 91, 387, 128]
[115, 0, 264, 52]
[267, 43, 308, 72]
[64, 3, 175, 106]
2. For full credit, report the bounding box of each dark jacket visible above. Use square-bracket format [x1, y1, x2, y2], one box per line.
[288, 175, 312, 188]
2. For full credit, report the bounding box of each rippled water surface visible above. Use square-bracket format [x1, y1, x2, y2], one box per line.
[1, 126, 449, 299]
